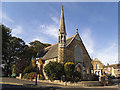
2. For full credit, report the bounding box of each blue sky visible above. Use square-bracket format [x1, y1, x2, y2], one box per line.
[2, 2, 118, 65]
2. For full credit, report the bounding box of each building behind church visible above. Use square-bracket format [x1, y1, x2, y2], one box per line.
[91, 58, 120, 77]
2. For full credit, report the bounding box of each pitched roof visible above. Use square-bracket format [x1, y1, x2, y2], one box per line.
[104, 64, 118, 68]
[113, 64, 120, 69]
[38, 34, 76, 60]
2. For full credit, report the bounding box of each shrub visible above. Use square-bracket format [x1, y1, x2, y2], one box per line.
[64, 62, 75, 81]
[22, 72, 36, 80]
[91, 74, 99, 81]
[22, 73, 28, 79]
[29, 72, 36, 80]
[39, 74, 45, 80]
[23, 65, 36, 74]
[73, 71, 82, 82]
[44, 61, 64, 81]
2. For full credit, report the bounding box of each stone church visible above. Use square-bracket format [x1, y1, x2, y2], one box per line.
[39, 6, 92, 80]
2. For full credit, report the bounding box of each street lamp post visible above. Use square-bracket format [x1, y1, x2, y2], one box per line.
[35, 57, 39, 85]
[35, 43, 40, 85]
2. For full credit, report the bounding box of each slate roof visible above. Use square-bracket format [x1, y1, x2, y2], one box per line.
[38, 34, 76, 60]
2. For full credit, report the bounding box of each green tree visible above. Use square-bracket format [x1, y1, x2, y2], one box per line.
[8, 37, 28, 61]
[1, 24, 51, 76]
[29, 40, 51, 57]
[2, 24, 29, 76]
[64, 62, 75, 81]
[2, 24, 12, 76]
[23, 65, 36, 74]
[44, 62, 64, 81]
[14, 59, 29, 75]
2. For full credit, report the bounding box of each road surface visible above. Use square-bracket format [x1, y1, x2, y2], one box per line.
[0, 77, 119, 90]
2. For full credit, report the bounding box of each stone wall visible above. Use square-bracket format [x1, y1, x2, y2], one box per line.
[66, 38, 92, 76]
[58, 47, 65, 63]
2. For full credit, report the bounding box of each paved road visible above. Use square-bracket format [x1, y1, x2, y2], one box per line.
[0, 77, 119, 90]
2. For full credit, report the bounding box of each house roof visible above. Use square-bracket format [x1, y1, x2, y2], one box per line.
[104, 64, 118, 68]
[113, 64, 120, 69]
[38, 34, 76, 60]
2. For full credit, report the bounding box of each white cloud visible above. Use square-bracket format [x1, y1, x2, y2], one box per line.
[38, 16, 59, 38]
[81, 28, 94, 55]
[40, 24, 45, 29]
[39, 24, 58, 38]
[51, 17, 59, 24]
[12, 25, 23, 36]
[2, 12, 14, 23]
[32, 36, 49, 44]
[95, 42, 118, 65]
[81, 27, 118, 65]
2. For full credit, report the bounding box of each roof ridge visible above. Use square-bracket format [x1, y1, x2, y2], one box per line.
[45, 42, 58, 49]
[66, 34, 77, 40]
[44, 34, 76, 49]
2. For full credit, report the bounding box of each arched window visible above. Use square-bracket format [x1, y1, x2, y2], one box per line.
[96, 64, 99, 69]
[98, 71, 101, 76]
[74, 45, 83, 62]
[95, 71, 97, 75]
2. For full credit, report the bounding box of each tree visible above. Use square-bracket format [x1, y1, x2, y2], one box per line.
[2, 24, 29, 76]
[29, 40, 51, 57]
[14, 59, 29, 75]
[2, 24, 12, 76]
[1, 24, 51, 76]
[44, 62, 64, 81]
[23, 65, 36, 74]
[8, 37, 28, 61]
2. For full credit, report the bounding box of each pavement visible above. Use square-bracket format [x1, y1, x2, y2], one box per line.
[0, 77, 120, 90]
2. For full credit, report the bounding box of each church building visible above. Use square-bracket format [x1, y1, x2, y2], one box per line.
[39, 6, 92, 80]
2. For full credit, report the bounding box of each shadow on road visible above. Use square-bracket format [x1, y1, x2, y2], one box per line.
[1, 84, 62, 90]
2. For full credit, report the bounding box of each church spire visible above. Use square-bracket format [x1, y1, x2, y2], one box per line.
[58, 5, 66, 63]
[59, 5, 66, 35]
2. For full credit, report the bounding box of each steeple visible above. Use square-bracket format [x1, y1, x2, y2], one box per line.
[59, 5, 66, 35]
[58, 5, 66, 63]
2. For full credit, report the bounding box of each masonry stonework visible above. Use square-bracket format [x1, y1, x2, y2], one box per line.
[58, 47, 66, 63]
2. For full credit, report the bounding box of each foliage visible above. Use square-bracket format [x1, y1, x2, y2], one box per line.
[14, 60, 29, 75]
[22, 72, 36, 80]
[2, 24, 51, 76]
[2, 25, 29, 76]
[29, 40, 51, 57]
[32, 58, 36, 68]
[64, 62, 75, 81]
[44, 61, 64, 81]
[39, 74, 45, 80]
[73, 70, 82, 82]
[29, 72, 36, 80]
[2, 24, 12, 76]
[91, 74, 99, 81]
[12, 64, 15, 74]
[23, 65, 36, 74]
[22, 73, 28, 79]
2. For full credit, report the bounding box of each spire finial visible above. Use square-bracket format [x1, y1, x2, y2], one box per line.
[59, 5, 66, 35]
[76, 28, 78, 34]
